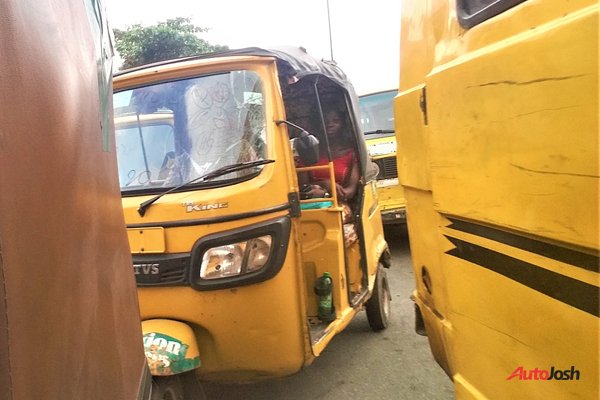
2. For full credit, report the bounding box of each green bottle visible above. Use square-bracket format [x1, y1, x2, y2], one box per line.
[314, 272, 335, 322]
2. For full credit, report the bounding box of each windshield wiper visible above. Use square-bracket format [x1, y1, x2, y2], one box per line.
[364, 129, 394, 135]
[137, 159, 275, 217]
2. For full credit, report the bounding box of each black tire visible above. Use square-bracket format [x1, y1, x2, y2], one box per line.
[151, 371, 206, 400]
[151, 376, 183, 400]
[181, 370, 207, 400]
[366, 264, 391, 331]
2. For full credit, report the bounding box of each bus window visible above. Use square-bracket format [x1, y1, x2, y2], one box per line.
[457, 0, 527, 28]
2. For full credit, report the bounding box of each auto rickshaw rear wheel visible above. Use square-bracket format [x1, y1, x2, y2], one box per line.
[151, 371, 206, 400]
[366, 263, 391, 331]
[151, 376, 183, 400]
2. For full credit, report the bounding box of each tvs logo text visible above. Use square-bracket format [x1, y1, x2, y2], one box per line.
[507, 366, 580, 381]
[133, 263, 159, 275]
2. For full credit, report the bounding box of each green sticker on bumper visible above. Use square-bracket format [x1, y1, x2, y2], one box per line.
[143, 332, 200, 375]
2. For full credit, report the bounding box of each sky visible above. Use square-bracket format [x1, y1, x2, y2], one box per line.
[104, 0, 400, 95]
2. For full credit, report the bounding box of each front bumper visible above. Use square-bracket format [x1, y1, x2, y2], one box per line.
[381, 208, 406, 224]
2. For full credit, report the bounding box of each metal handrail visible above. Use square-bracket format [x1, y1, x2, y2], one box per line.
[296, 161, 339, 207]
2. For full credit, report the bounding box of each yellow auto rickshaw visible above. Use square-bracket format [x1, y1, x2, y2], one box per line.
[113, 46, 391, 397]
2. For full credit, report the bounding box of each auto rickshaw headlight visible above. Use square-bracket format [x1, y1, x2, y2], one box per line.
[199, 235, 273, 280]
[246, 236, 272, 272]
[190, 217, 290, 290]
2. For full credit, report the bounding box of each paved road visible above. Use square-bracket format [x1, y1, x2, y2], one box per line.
[202, 225, 454, 400]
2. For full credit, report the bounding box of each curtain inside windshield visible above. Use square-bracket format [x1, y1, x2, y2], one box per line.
[114, 70, 266, 191]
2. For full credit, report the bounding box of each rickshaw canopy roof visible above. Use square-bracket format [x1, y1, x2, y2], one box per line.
[115, 46, 374, 180]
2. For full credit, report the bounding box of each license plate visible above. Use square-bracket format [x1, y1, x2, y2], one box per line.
[376, 178, 399, 188]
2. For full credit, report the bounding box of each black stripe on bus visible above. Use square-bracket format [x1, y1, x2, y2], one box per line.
[126, 203, 290, 229]
[447, 218, 599, 273]
[445, 236, 599, 318]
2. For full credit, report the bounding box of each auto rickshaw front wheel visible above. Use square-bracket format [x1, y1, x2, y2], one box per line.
[151, 371, 206, 400]
[366, 263, 391, 331]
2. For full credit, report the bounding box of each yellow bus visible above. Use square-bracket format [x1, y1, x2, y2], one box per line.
[359, 90, 407, 225]
[396, 0, 598, 399]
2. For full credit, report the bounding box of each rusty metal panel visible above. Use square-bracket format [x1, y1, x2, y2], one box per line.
[0, 0, 148, 399]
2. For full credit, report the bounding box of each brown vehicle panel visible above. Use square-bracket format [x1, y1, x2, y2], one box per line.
[0, 1, 148, 399]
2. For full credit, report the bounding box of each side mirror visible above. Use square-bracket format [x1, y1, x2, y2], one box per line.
[295, 130, 320, 165]
[277, 119, 320, 165]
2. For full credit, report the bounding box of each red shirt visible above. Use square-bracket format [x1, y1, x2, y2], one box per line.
[311, 150, 354, 183]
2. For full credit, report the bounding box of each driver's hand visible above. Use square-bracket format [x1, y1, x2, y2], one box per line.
[300, 184, 330, 199]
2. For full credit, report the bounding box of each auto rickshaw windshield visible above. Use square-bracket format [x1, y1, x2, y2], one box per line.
[113, 69, 267, 192]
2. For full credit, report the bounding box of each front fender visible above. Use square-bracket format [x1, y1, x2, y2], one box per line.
[142, 319, 201, 376]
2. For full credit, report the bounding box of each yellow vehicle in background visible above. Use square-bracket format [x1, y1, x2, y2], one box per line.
[113, 46, 390, 398]
[359, 90, 406, 225]
[396, 0, 598, 399]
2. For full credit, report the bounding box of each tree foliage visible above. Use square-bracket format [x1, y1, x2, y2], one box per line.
[113, 18, 228, 69]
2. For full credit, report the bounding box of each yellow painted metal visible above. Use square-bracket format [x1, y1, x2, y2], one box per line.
[136, 247, 307, 381]
[394, 85, 431, 190]
[346, 243, 363, 294]
[397, 0, 599, 399]
[361, 180, 387, 282]
[127, 227, 165, 254]
[427, 4, 599, 247]
[299, 210, 346, 321]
